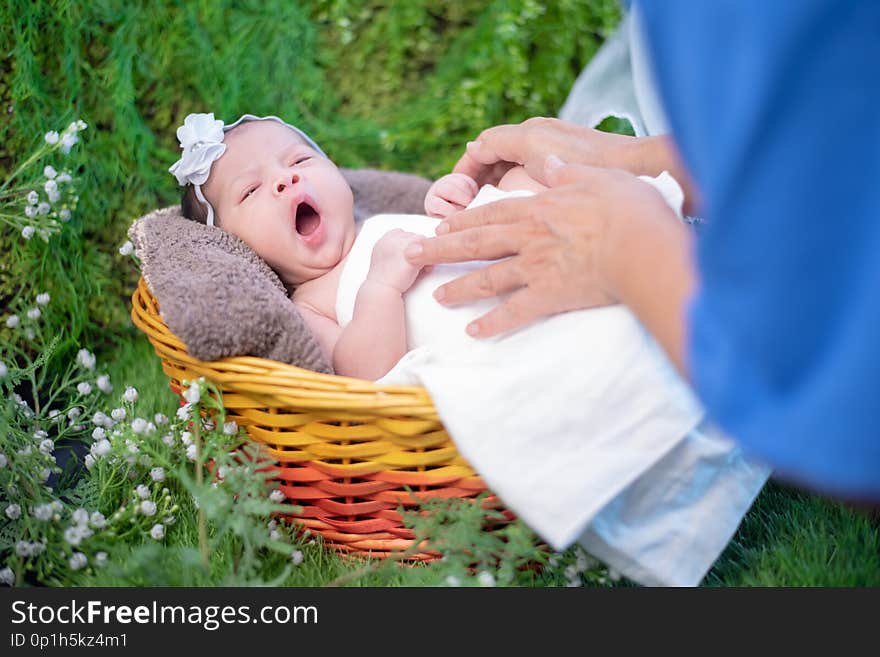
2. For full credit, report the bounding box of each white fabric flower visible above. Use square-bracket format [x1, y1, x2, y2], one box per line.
[183, 384, 200, 404]
[5, 504, 21, 520]
[69, 552, 87, 571]
[5, 315, 19, 328]
[150, 523, 165, 540]
[36, 292, 50, 305]
[123, 386, 138, 403]
[136, 484, 151, 499]
[168, 113, 227, 186]
[140, 500, 157, 516]
[150, 467, 165, 482]
[44, 131, 59, 144]
[96, 374, 112, 394]
[77, 349, 96, 370]
[76, 382, 92, 396]
[119, 240, 134, 256]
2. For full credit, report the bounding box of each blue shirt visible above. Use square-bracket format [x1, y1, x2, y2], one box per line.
[637, 0, 880, 499]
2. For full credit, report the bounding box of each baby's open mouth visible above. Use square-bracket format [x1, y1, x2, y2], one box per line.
[295, 201, 321, 236]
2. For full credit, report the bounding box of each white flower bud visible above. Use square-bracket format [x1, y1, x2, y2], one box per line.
[0, 567, 13, 585]
[27, 190, 39, 205]
[5, 315, 19, 328]
[84, 453, 96, 470]
[36, 202, 50, 215]
[59, 207, 71, 221]
[77, 349, 96, 370]
[185, 444, 197, 461]
[0, 362, 6, 378]
[91, 439, 111, 458]
[5, 504, 21, 520]
[69, 552, 87, 571]
[222, 421, 238, 435]
[183, 384, 200, 404]
[291, 550, 304, 566]
[96, 374, 112, 393]
[150, 523, 165, 540]
[149, 467, 165, 482]
[131, 418, 148, 434]
[123, 386, 138, 403]
[269, 490, 285, 503]
[22, 226, 35, 240]
[154, 413, 168, 425]
[35, 292, 50, 305]
[44, 131, 59, 144]
[0, 453, 7, 468]
[76, 382, 92, 395]
[111, 408, 126, 421]
[27, 307, 41, 320]
[140, 500, 157, 517]
[136, 484, 150, 499]
[95, 552, 107, 566]
[119, 240, 134, 256]
[43, 165, 57, 179]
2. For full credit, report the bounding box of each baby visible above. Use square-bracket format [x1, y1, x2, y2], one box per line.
[171, 113, 542, 380]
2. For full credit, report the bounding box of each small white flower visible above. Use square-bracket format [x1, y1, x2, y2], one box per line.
[91, 438, 111, 458]
[161, 433, 174, 446]
[44, 180, 58, 197]
[15, 541, 32, 557]
[32, 504, 53, 521]
[183, 384, 200, 404]
[44, 130, 59, 144]
[40, 467, 51, 482]
[43, 165, 57, 179]
[269, 490, 285, 503]
[24, 205, 36, 218]
[67, 407, 81, 420]
[123, 386, 138, 403]
[5, 504, 22, 520]
[47, 187, 61, 203]
[268, 520, 277, 531]
[0, 453, 6, 468]
[69, 552, 87, 571]
[222, 421, 238, 435]
[150, 523, 166, 540]
[22, 226, 35, 240]
[77, 349, 96, 370]
[5, 315, 19, 328]
[291, 550, 304, 566]
[153, 413, 168, 425]
[48, 409, 61, 421]
[72, 508, 89, 525]
[27, 307, 41, 320]
[176, 405, 191, 420]
[60, 131, 78, 154]
[140, 500, 157, 516]
[136, 484, 150, 499]
[76, 120, 87, 131]
[89, 512, 107, 529]
[84, 453, 96, 470]
[119, 240, 134, 256]
[445, 575, 461, 587]
[57, 171, 72, 183]
[59, 207, 71, 221]
[477, 571, 496, 587]
[269, 530, 281, 541]
[185, 444, 197, 461]
[36, 202, 50, 215]
[149, 467, 165, 482]
[180, 431, 192, 446]
[0, 567, 14, 585]
[38, 438, 54, 454]
[25, 328, 35, 341]
[0, 362, 6, 378]
[91, 420, 108, 436]
[131, 418, 148, 434]
[110, 408, 126, 421]
[126, 440, 139, 454]
[217, 466, 228, 479]
[27, 190, 39, 205]
[94, 551, 107, 566]
[17, 445, 32, 456]
[63, 526, 84, 546]
[35, 292, 50, 306]
[76, 382, 92, 395]
[96, 374, 112, 393]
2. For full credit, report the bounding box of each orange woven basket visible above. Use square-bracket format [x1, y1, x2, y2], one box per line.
[130, 277, 501, 560]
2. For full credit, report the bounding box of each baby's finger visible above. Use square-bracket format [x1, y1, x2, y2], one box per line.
[433, 259, 525, 306]
[425, 195, 463, 218]
[441, 179, 478, 208]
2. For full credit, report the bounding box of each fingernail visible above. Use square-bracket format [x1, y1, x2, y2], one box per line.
[436, 222, 450, 235]
[433, 287, 446, 302]
[405, 242, 423, 259]
[466, 323, 479, 337]
[545, 154, 565, 170]
[466, 140, 481, 150]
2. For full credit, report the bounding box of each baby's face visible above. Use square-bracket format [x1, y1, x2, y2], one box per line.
[202, 121, 355, 287]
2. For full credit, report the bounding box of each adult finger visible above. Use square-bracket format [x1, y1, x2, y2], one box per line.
[433, 258, 526, 306]
[465, 287, 547, 338]
[436, 194, 535, 237]
[544, 157, 612, 189]
[406, 221, 528, 266]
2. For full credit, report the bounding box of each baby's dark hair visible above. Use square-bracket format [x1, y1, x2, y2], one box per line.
[180, 184, 210, 224]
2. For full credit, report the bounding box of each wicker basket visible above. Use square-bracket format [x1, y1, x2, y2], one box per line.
[130, 277, 500, 560]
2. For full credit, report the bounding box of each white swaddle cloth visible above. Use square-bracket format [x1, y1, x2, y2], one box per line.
[335, 176, 768, 586]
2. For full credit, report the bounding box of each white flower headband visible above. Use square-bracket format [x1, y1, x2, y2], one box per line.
[168, 113, 326, 227]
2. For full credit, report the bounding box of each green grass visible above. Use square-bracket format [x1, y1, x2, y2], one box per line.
[1, 0, 878, 587]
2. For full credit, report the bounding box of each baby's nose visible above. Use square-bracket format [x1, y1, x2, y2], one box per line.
[275, 173, 301, 194]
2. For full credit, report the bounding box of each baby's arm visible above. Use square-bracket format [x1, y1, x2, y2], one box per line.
[332, 229, 425, 380]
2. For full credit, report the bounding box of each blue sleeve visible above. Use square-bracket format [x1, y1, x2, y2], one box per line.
[636, 0, 880, 498]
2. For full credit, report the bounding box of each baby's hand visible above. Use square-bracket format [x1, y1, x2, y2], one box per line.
[368, 229, 426, 294]
[424, 173, 479, 218]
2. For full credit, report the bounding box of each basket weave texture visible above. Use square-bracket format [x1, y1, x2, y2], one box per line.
[131, 278, 498, 559]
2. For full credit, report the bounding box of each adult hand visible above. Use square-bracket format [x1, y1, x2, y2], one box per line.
[404, 156, 678, 338]
[453, 117, 639, 188]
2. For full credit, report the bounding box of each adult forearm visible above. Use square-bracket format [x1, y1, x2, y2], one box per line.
[332, 281, 408, 380]
[613, 136, 701, 216]
[603, 204, 695, 376]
